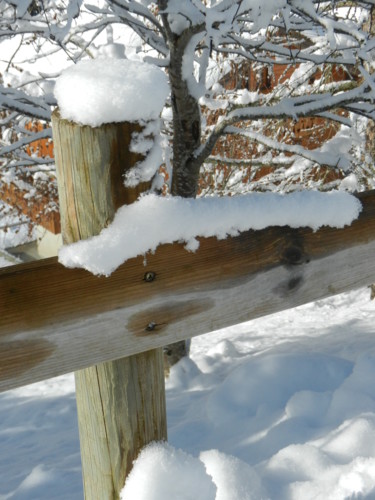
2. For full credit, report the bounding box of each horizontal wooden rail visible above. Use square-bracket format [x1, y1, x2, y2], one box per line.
[1, 189, 375, 392]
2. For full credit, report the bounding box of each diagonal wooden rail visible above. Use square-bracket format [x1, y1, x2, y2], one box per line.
[1, 189, 375, 393]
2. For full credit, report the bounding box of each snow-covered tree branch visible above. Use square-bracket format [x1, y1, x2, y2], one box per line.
[1, 0, 375, 197]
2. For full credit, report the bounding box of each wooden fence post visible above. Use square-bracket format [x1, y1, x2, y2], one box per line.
[51, 110, 167, 499]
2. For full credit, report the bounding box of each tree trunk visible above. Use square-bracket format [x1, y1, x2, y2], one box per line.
[169, 54, 202, 198]
[364, 7, 375, 300]
[160, 22, 204, 370]
[158, 1, 203, 197]
[52, 110, 167, 499]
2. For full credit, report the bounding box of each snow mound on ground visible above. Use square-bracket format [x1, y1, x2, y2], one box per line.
[120, 442, 265, 500]
[122, 351, 375, 500]
[3, 288, 375, 499]
[200, 449, 266, 500]
[206, 353, 353, 425]
[120, 442, 216, 500]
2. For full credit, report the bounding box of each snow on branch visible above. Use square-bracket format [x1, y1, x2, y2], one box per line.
[2, 0, 375, 192]
[0, 127, 52, 157]
[226, 82, 375, 123]
[195, 78, 375, 168]
[224, 126, 351, 171]
[0, 85, 53, 121]
[0, 0, 84, 43]
[104, 0, 168, 55]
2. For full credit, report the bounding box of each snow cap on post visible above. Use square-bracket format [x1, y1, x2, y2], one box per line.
[54, 59, 169, 127]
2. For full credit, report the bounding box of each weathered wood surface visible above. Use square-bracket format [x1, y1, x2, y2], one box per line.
[52, 110, 149, 241]
[52, 110, 167, 499]
[1, 189, 375, 393]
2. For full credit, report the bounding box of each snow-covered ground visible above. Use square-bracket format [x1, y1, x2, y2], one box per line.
[1, 286, 375, 499]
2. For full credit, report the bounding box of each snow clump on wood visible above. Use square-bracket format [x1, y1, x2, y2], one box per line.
[58, 191, 362, 277]
[54, 59, 169, 127]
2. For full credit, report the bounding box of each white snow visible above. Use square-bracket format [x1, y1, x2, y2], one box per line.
[3, 286, 375, 499]
[238, 0, 287, 31]
[58, 190, 362, 276]
[54, 59, 169, 127]
[0, 201, 35, 251]
[162, 1, 205, 35]
[125, 119, 165, 187]
[2, 3, 375, 498]
[120, 442, 216, 500]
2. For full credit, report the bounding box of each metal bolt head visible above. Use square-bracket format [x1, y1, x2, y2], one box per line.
[144, 271, 156, 282]
[145, 321, 157, 332]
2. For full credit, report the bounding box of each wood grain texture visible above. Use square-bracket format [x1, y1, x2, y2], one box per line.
[1, 189, 375, 394]
[75, 350, 166, 495]
[51, 111, 167, 499]
[52, 109, 149, 243]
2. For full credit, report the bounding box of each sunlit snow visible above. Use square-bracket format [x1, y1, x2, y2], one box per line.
[58, 190, 361, 276]
[2, 287, 375, 499]
[54, 59, 169, 127]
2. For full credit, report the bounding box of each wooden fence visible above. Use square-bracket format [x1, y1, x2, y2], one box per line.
[2, 112, 375, 498]
[1, 188, 375, 394]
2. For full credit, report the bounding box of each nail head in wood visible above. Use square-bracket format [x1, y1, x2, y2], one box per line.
[282, 245, 305, 266]
[145, 321, 157, 332]
[144, 271, 156, 282]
